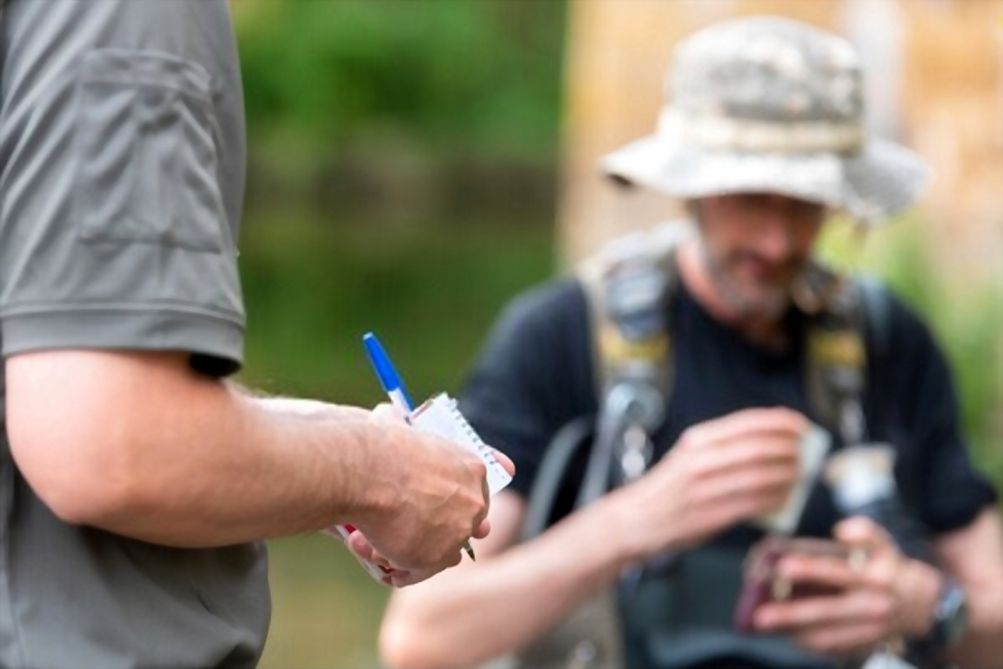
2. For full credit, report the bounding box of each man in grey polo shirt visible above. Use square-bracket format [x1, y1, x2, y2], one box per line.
[0, 2, 500, 667]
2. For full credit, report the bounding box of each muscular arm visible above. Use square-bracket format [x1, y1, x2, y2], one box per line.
[6, 350, 485, 554]
[936, 507, 1003, 668]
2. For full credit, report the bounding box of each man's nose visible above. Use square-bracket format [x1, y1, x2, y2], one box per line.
[754, 217, 796, 262]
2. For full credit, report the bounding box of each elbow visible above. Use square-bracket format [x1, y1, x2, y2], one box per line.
[379, 620, 426, 669]
[4, 350, 204, 533]
[39, 485, 124, 529]
[34, 468, 138, 529]
[8, 410, 148, 529]
[380, 619, 456, 669]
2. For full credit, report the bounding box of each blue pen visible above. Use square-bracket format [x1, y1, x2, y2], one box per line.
[363, 332, 415, 414]
[362, 332, 476, 561]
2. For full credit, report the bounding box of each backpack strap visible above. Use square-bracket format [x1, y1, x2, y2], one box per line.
[574, 221, 691, 502]
[578, 222, 692, 409]
[859, 275, 893, 361]
[520, 223, 691, 542]
[519, 415, 594, 542]
[801, 262, 891, 445]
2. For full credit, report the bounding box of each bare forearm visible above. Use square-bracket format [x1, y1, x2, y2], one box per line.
[8, 352, 396, 547]
[97, 388, 390, 546]
[949, 582, 1003, 668]
[933, 508, 1003, 669]
[382, 492, 636, 669]
[898, 558, 1002, 668]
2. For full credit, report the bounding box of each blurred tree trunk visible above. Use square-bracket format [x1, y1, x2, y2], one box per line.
[558, 0, 1003, 294]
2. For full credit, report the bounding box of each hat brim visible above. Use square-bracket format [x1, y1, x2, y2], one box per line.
[600, 133, 928, 222]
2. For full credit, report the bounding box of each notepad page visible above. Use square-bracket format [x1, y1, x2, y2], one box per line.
[409, 393, 513, 496]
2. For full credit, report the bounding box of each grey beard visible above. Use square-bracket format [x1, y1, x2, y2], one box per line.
[700, 239, 791, 322]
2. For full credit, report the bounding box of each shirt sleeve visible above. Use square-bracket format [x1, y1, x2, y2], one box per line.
[0, 0, 246, 375]
[870, 292, 998, 534]
[460, 279, 597, 499]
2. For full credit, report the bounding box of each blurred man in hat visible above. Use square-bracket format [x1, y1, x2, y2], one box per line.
[376, 16, 1003, 669]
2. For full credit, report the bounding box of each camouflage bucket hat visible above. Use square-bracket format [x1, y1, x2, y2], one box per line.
[601, 17, 928, 223]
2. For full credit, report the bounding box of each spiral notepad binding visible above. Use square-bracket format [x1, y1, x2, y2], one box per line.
[410, 393, 512, 496]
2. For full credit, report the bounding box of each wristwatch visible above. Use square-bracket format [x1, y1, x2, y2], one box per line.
[909, 575, 969, 664]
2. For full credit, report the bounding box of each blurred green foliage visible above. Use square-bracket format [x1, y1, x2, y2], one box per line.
[235, 0, 565, 160]
[238, 210, 555, 410]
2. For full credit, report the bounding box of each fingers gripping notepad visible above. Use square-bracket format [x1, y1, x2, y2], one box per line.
[326, 393, 510, 580]
[409, 393, 512, 495]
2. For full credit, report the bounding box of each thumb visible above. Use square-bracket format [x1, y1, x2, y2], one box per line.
[834, 515, 893, 553]
[472, 518, 492, 540]
[491, 448, 516, 477]
[372, 402, 409, 424]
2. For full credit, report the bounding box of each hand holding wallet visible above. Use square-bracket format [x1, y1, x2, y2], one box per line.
[734, 535, 851, 633]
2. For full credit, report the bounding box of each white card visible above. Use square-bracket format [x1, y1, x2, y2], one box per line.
[753, 424, 831, 535]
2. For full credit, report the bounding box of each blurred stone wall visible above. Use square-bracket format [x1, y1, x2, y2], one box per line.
[558, 0, 1003, 294]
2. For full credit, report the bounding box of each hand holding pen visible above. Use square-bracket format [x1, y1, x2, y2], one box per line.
[337, 333, 513, 587]
[363, 333, 477, 561]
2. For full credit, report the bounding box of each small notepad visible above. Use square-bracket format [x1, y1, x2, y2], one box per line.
[409, 393, 512, 495]
[326, 393, 510, 579]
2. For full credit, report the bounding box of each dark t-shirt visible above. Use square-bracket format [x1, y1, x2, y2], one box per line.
[460, 275, 996, 667]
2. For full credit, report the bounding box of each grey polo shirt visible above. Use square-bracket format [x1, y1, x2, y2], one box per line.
[0, 1, 269, 666]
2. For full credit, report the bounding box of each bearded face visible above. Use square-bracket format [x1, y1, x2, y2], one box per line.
[692, 194, 827, 321]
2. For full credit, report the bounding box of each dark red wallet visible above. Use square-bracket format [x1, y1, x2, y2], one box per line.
[734, 536, 850, 633]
